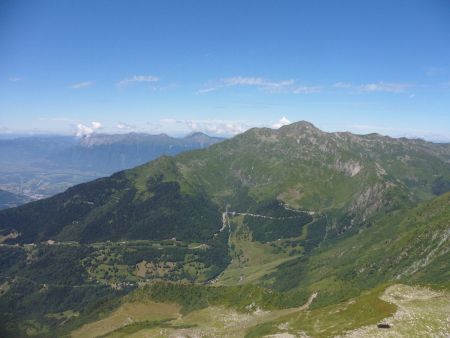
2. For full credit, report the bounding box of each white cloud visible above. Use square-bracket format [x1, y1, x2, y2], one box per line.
[116, 122, 135, 130]
[117, 75, 159, 87]
[333, 82, 352, 89]
[75, 121, 102, 137]
[197, 87, 218, 94]
[292, 86, 322, 94]
[221, 76, 295, 92]
[159, 119, 255, 136]
[182, 119, 251, 135]
[334, 81, 413, 93]
[70, 81, 94, 89]
[8, 77, 22, 82]
[91, 121, 102, 129]
[159, 117, 293, 136]
[358, 82, 412, 93]
[197, 76, 318, 94]
[272, 117, 291, 129]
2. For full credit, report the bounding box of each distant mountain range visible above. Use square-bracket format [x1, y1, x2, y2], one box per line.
[0, 132, 223, 203]
[48, 132, 224, 173]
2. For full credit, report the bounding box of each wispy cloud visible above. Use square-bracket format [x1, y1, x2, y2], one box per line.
[199, 77, 415, 95]
[116, 121, 136, 130]
[70, 81, 94, 89]
[358, 82, 413, 93]
[75, 121, 102, 137]
[333, 82, 353, 89]
[197, 87, 218, 94]
[175, 119, 252, 135]
[159, 117, 293, 136]
[222, 77, 295, 92]
[333, 81, 413, 93]
[117, 75, 159, 87]
[292, 86, 322, 94]
[198, 76, 320, 94]
[8, 77, 22, 82]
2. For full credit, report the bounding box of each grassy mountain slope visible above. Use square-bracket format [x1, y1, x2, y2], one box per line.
[0, 122, 449, 337]
[263, 191, 450, 306]
[0, 157, 222, 244]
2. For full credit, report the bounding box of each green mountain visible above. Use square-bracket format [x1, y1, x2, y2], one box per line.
[0, 121, 449, 337]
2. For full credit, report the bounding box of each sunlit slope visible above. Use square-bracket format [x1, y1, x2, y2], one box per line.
[263, 191, 450, 305]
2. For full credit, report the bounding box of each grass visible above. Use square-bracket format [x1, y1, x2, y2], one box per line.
[67, 283, 450, 337]
[45, 309, 80, 321]
[245, 283, 450, 337]
[71, 301, 181, 338]
[261, 192, 450, 308]
[79, 296, 315, 337]
[216, 215, 302, 286]
[95, 319, 195, 338]
[341, 284, 450, 337]
[245, 284, 396, 337]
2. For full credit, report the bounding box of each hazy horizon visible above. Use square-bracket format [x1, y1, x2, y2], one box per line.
[1, 118, 450, 143]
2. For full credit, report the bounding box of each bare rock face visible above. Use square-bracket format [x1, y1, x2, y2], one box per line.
[349, 181, 399, 222]
[335, 160, 363, 177]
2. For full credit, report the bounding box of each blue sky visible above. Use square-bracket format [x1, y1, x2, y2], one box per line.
[1, 0, 450, 140]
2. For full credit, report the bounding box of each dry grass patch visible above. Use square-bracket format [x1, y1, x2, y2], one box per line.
[71, 301, 181, 338]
